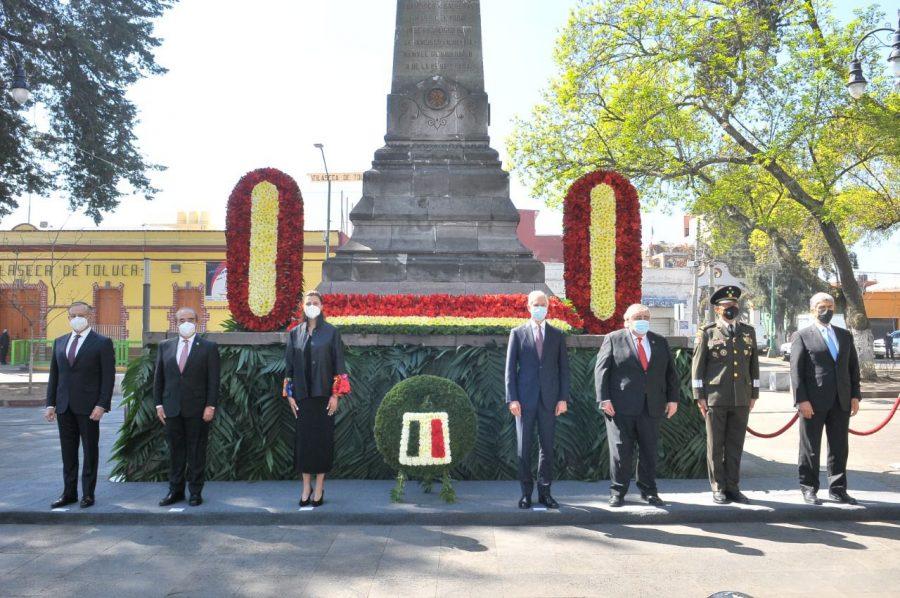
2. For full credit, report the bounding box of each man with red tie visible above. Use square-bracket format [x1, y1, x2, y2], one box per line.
[45, 302, 116, 509]
[595, 304, 680, 507]
[154, 307, 220, 507]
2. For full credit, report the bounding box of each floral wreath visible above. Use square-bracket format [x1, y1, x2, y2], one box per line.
[226, 168, 304, 331]
[563, 170, 642, 334]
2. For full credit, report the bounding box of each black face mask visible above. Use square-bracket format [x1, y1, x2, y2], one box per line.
[817, 309, 834, 325]
[722, 306, 739, 321]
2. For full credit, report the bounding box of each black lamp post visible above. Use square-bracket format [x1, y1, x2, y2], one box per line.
[847, 10, 900, 99]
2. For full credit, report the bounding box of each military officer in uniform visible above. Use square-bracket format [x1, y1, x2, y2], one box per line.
[691, 286, 760, 504]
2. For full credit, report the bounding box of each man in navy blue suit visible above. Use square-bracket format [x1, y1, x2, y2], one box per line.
[505, 290, 570, 509]
[45, 301, 116, 509]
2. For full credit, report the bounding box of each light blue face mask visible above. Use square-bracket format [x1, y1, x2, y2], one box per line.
[530, 305, 548, 321]
[632, 319, 650, 335]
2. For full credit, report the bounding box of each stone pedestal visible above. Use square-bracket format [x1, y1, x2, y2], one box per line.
[319, 0, 549, 296]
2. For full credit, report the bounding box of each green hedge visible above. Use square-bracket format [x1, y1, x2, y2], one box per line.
[111, 343, 706, 481]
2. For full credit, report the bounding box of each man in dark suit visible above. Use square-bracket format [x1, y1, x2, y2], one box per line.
[595, 304, 679, 507]
[0, 328, 9, 364]
[505, 290, 570, 509]
[155, 307, 220, 507]
[790, 292, 861, 505]
[45, 302, 116, 509]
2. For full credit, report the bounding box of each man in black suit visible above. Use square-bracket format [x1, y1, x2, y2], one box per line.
[790, 292, 861, 505]
[45, 302, 116, 509]
[505, 290, 570, 509]
[0, 328, 9, 364]
[155, 307, 220, 507]
[595, 304, 679, 507]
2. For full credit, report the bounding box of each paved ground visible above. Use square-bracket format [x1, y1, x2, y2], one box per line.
[1, 521, 898, 597]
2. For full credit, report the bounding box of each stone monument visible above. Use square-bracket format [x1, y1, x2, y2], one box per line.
[318, 0, 550, 295]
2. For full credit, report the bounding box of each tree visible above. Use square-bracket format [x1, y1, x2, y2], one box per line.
[0, 0, 172, 222]
[508, 0, 899, 379]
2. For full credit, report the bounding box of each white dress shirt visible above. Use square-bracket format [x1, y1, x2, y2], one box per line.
[530, 318, 546, 342]
[65, 328, 91, 359]
[631, 331, 651, 362]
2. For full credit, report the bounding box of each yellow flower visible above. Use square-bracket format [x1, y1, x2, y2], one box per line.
[248, 181, 279, 317]
[589, 183, 616, 320]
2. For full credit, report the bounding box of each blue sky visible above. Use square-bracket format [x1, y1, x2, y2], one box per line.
[3, 0, 897, 279]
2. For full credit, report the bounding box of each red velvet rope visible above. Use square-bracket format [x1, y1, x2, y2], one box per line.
[745, 396, 900, 438]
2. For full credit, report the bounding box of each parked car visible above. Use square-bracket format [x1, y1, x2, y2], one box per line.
[780, 332, 798, 361]
[874, 331, 900, 359]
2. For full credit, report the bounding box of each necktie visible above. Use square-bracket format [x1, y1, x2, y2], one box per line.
[823, 328, 838, 361]
[636, 337, 649, 371]
[178, 339, 190, 373]
[728, 324, 735, 337]
[67, 335, 80, 366]
[535, 325, 543, 360]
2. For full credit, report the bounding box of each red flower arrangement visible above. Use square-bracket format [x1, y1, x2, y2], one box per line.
[563, 170, 642, 334]
[226, 168, 304, 331]
[332, 374, 352, 397]
[287, 294, 584, 330]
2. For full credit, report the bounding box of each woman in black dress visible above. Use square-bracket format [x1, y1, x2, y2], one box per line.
[283, 291, 347, 507]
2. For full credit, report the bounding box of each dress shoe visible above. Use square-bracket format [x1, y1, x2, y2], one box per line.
[725, 491, 751, 504]
[712, 491, 730, 504]
[640, 492, 665, 507]
[609, 494, 624, 507]
[538, 492, 559, 509]
[51, 495, 78, 509]
[188, 494, 203, 507]
[829, 490, 858, 505]
[518, 494, 532, 509]
[299, 494, 312, 507]
[158, 492, 185, 507]
[801, 489, 822, 505]
[312, 489, 325, 507]
[79, 497, 95, 509]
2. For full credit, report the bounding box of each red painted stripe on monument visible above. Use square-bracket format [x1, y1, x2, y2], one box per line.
[431, 419, 445, 459]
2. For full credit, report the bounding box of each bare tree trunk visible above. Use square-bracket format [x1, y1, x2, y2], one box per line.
[818, 220, 876, 380]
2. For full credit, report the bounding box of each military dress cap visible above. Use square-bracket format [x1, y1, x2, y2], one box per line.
[710, 286, 741, 305]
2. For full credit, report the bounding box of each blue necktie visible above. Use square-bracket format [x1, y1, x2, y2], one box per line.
[823, 328, 838, 361]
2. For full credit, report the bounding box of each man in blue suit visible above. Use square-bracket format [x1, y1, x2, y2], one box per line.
[595, 304, 680, 507]
[505, 290, 570, 509]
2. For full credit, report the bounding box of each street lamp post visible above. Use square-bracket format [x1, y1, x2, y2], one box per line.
[846, 10, 900, 99]
[314, 143, 332, 258]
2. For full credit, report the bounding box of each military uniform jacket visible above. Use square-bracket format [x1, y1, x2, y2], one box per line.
[691, 321, 760, 407]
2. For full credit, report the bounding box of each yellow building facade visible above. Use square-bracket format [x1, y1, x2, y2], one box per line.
[0, 222, 338, 343]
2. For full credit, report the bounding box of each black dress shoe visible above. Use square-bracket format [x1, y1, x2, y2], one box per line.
[79, 497, 95, 509]
[188, 494, 203, 507]
[299, 494, 312, 507]
[609, 494, 624, 507]
[802, 489, 822, 505]
[725, 491, 751, 504]
[518, 495, 532, 509]
[712, 491, 730, 504]
[641, 492, 665, 507]
[829, 490, 858, 505]
[158, 492, 185, 507]
[51, 496, 78, 509]
[311, 489, 324, 508]
[538, 492, 559, 509]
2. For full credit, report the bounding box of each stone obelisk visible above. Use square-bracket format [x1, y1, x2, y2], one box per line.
[319, 0, 549, 295]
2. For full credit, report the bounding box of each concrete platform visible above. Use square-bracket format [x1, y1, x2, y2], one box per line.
[2, 478, 898, 527]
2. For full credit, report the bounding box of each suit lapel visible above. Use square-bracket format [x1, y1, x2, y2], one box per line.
[181, 337, 202, 374]
[806, 326, 833, 362]
[71, 330, 97, 368]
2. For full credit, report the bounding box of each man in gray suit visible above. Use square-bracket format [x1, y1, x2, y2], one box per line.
[595, 304, 680, 507]
[791, 292, 861, 505]
[505, 290, 571, 509]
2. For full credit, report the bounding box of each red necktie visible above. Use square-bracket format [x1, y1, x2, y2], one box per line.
[535, 325, 544, 360]
[67, 335, 81, 366]
[178, 339, 190, 373]
[636, 337, 649, 371]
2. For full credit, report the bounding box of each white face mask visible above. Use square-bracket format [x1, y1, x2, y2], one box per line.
[69, 316, 88, 333]
[178, 322, 196, 338]
[304, 304, 322, 320]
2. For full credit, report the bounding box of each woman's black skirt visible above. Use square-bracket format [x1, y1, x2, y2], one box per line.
[294, 396, 334, 475]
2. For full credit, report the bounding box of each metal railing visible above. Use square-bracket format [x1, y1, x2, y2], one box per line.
[9, 339, 141, 368]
